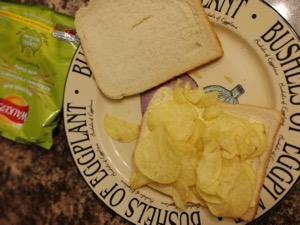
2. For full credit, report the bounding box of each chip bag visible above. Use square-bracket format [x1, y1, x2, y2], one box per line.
[0, 1, 79, 149]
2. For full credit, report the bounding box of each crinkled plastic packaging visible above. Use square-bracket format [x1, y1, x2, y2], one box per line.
[0, 1, 79, 149]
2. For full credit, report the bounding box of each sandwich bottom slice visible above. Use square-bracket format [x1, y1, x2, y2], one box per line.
[130, 85, 282, 222]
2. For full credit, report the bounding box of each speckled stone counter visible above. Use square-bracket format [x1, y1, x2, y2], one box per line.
[0, 1, 299, 225]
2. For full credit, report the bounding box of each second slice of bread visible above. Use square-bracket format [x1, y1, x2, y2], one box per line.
[75, 0, 223, 99]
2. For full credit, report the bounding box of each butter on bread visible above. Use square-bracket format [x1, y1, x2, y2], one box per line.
[75, 0, 223, 99]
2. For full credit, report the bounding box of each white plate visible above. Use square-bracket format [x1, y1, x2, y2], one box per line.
[63, 1, 300, 224]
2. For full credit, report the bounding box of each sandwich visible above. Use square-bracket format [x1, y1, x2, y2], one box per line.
[129, 80, 282, 222]
[75, 0, 223, 99]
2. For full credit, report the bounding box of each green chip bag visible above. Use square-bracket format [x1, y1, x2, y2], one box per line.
[0, 1, 79, 149]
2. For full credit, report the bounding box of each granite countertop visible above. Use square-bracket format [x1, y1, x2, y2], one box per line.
[0, 0, 299, 225]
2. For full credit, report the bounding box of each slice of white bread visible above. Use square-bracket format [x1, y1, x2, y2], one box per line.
[134, 86, 282, 222]
[75, 0, 223, 99]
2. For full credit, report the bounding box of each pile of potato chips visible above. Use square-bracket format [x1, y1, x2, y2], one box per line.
[104, 80, 267, 219]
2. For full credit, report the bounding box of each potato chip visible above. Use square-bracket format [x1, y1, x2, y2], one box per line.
[206, 170, 254, 218]
[188, 119, 206, 151]
[202, 104, 223, 120]
[104, 113, 139, 142]
[165, 120, 196, 141]
[197, 91, 219, 108]
[134, 125, 181, 184]
[189, 185, 207, 206]
[224, 75, 233, 83]
[248, 123, 267, 159]
[242, 162, 257, 208]
[217, 157, 241, 200]
[235, 134, 253, 160]
[147, 101, 198, 140]
[196, 157, 242, 204]
[173, 79, 190, 104]
[174, 141, 199, 186]
[196, 182, 225, 204]
[183, 83, 205, 104]
[130, 170, 152, 189]
[147, 101, 170, 130]
[218, 130, 239, 159]
[147, 101, 197, 129]
[202, 133, 220, 153]
[242, 161, 257, 190]
[188, 69, 203, 78]
[172, 179, 190, 209]
[205, 114, 245, 134]
[196, 150, 222, 192]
